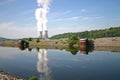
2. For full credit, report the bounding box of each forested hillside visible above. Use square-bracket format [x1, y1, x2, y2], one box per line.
[50, 26, 120, 39]
[0, 37, 8, 42]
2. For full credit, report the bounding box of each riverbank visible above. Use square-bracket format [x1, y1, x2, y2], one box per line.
[0, 39, 69, 48]
[0, 37, 120, 51]
[0, 72, 23, 80]
[0, 37, 120, 79]
[94, 37, 120, 47]
[29, 39, 68, 49]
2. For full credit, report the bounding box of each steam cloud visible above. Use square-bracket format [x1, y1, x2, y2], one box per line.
[35, 0, 51, 38]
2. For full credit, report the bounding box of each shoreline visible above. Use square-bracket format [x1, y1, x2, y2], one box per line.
[0, 72, 23, 80]
[0, 37, 120, 52]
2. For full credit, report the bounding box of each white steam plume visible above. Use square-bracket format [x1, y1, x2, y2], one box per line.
[35, 0, 51, 38]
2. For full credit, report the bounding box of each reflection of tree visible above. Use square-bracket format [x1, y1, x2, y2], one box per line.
[66, 43, 94, 55]
[36, 47, 39, 52]
[37, 49, 52, 80]
[28, 48, 32, 52]
[17, 40, 29, 50]
[18, 45, 27, 50]
[66, 47, 79, 55]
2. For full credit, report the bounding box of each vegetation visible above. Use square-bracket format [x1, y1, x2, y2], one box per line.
[0, 69, 4, 72]
[36, 38, 40, 43]
[68, 36, 80, 47]
[29, 76, 38, 80]
[66, 47, 79, 55]
[18, 40, 29, 50]
[0, 40, 17, 47]
[50, 26, 120, 39]
[28, 37, 32, 41]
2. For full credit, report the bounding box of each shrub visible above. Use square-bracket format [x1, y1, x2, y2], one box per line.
[36, 38, 40, 43]
[68, 36, 79, 47]
[28, 37, 32, 41]
[29, 76, 38, 80]
[0, 69, 4, 72]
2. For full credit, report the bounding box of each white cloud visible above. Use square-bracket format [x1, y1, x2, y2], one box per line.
[49, 10, 72, 20]
[69, 16, 81, 20]
[52, 16, 81, 22]
[0, 0, 16, 6]
[81, 9, 86, 12]
[0, 22, 37, 39]
[0, 22, 13, 27]
[50, 10, 71, 16]
[62, 10, 72, 15]
[20, 9, 35, 16]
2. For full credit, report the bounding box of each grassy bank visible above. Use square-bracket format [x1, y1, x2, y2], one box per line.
[0, 39, 70, 49]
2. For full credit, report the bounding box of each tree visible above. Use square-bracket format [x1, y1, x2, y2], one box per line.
[50, 26, 120, 39]
[68, 36, 79, 47]
[28, 37, 32, 41]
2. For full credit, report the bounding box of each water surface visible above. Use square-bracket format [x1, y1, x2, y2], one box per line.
[0, 47, 120, 80]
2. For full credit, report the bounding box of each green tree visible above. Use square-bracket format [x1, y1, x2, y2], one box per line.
[28, 37, 32, 41]
[0, 69, 4, 72]
[29, 76, 38, 80]
[68, 36, 79, 47]
[50, 26, 120, 39]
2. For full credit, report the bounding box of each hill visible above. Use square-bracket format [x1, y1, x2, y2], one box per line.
[50, 26, 120, 39]
[0, 37, 8, 42]
[0, 37, 16, 42]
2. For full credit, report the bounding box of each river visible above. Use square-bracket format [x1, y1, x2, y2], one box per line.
[0, 47, 120, 80]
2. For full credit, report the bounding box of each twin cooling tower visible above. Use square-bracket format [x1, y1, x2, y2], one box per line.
[35, 0, 51, 39]
[38, 30, 48, 39]
[36, 8, 49, 39]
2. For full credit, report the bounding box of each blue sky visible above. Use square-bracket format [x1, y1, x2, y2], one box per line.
[0, 0, 120, 39]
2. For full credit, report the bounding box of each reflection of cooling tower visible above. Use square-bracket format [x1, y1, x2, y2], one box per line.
[37, 49, 52, 80]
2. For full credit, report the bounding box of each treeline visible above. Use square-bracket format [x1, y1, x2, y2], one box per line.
[50, 26, 120, 39]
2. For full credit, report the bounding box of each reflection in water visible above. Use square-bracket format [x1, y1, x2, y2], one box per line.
[94, 46, 120, 52]
[80, 46, 94, 55]
[28, 48, 32, 52]
[80, 39, 94, 55]
[37, 49, 52, 80]
[66, 46, 94, 55]
[17, 40, 29, 50]
[80, 47, 88, 55]
[66, 47, 79, 55]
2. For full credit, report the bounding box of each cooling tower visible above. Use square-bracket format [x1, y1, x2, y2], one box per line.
[38, 31, 43, 39]
[35, 0, 50, 39]
[43, 30, 48, 39]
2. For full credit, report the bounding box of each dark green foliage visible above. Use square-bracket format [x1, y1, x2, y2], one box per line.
[18, 40, 29, 50]
[55, 41, 58, 44]
[50, 26, 120, 39]
[66, 47, 79, 55]
[36, 38, 40, 43]
[36, 47, 39, 52]
[67, 36, 80, 55]
[28, 37, 32, 41]
[0, 69, 4, 72]
[68, 36, 80, 47]
[29, 76, 38, 80]
[28, 48, 32, 52]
